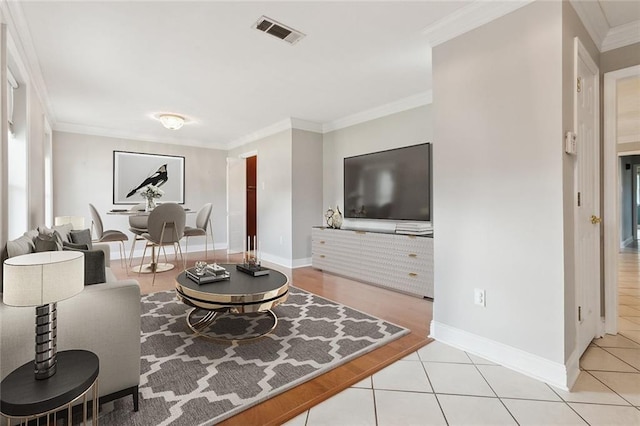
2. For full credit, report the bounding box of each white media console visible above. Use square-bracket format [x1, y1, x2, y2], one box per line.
[311, 227, 434, 298]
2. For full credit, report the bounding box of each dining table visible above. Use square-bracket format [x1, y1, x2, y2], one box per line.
[107, 207, 195, 274]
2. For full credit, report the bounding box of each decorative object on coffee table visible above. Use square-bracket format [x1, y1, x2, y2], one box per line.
[237, 235, 269, 276]
[2, 251, 84, 379]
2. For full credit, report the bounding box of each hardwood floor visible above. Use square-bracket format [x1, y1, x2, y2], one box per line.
[110, 249, 433, 426]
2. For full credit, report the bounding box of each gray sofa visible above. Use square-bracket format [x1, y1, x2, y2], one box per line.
[0, 227, 141, 411]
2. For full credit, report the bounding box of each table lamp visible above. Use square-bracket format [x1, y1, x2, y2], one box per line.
[3, 251, 84, 379]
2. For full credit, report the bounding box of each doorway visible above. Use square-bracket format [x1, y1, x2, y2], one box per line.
[246, 155, 257, 251]
[604, 64, 640, 334]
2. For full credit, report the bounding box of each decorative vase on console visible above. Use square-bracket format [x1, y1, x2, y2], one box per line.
[325, 205, 343, 229]
[140, 184, 164, 212]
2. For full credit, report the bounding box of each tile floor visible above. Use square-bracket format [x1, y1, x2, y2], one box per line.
[284, 248, 640, 425]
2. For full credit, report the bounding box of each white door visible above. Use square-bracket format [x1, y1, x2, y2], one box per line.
[575, 38, 601, 355]
[227, 157, 246, 254]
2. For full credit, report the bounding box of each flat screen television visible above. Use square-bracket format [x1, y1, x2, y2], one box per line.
[344, 143, 431, 221]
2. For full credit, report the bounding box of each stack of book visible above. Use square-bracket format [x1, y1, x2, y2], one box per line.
[186, 264, 230, 284]
[236, 263, 270, 277]
[395, 222, 433, 236]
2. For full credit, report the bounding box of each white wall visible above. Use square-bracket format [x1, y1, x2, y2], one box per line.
[292, 129, 323, 266]
[228, 130, 293, 266]
[322, 105, 433, 230]
[52, 131, 228, 254]
[432, 1, 568, 385]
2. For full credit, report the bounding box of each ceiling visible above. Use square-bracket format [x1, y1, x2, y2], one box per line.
[6, 1, 640, 150]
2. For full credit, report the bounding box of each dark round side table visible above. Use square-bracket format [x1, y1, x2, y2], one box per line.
[1, 350, 99, 425]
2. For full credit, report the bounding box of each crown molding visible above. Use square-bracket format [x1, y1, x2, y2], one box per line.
[290, 117, 323, 133]
[422, 0, 534, 47]
[322, 91, 432, 134]
[569, 0, 607, 50]
[0, 1, 56, 124]
[54, 122, 228, 150]
[225, 118, 292, 151]
[226, 117, 322, 150]
[601, 20, 640, 52]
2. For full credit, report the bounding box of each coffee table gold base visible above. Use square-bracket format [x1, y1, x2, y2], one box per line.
[186, 308, 278, 342]
[137, 262, 175, 274]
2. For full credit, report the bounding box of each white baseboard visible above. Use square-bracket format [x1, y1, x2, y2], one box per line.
[260, 253, 294, 269]
[430, 321, 571, 390]
[257, 254, 310, 269]
[622, 236, 634, 248]
[292, 257, 312, 269]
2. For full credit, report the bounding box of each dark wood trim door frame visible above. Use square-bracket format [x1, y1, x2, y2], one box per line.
[246, 155, 257, 251]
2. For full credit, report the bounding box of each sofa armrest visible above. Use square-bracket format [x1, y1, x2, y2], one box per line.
[93, 243, 110, 267]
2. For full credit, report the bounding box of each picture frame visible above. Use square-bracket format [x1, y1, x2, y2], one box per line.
[113, 151, 185, 205]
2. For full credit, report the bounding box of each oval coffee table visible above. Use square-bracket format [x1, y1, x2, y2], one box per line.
[175, 264, 289, 341]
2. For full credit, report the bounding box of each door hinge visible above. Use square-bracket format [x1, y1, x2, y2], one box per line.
[577, 192, 581, 207]
[578, 306, 582, 322]
[577, 77, 582, 93]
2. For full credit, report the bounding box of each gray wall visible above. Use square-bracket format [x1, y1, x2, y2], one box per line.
[322, 105, 433, 230]
[432, 0, 566, 367]
[52, 131, 228, 254]
[292, 129, 323, 265]
[228, 130, 294, 266]
[561, 0, 600, 364]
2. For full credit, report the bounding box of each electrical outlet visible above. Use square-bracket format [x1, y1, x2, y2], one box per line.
[474, 288, 486, 307]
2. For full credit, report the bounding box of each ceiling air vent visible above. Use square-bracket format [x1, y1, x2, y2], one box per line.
[253, 16, 305, 45]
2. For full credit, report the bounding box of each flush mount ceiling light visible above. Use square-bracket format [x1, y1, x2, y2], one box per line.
[158, 113, 185, 130]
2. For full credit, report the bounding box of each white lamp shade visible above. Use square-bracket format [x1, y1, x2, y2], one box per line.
[54, 215, 86, 229]
[3, 251, 84, 307]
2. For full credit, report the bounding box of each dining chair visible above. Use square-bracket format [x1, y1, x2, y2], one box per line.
[183, 203, 214, 262]
[88, 203, 129, 270]
[139, 203, 186, 285]
[128, 203, 148, 266]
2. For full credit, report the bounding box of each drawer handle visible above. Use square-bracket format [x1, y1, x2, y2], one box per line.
[408, 272, 418, 277]
[320, 240, 325, 244]
[407, 235, 417, 239]
[408, 253, 417, 258]
[320, 255, 326, 258]
[355, 231, 367, 235]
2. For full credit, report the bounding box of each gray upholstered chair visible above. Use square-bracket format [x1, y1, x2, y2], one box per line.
[128, 203, 148, 266]
[183, 203, 214, 261]
[139, 203, 186, 285]
[89, 203, 129, 269]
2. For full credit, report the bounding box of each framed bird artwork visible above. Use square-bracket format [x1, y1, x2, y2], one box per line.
[113, 151, 185, 204]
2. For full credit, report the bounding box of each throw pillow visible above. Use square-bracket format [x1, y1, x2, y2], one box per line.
[35, 235, 61, 252]
[6, 235, 36, 257]
[70, 229, 93, 250]
[62, 247, 106, 285]
[52, 223, 73, 243]
[36, 226, 64, 251]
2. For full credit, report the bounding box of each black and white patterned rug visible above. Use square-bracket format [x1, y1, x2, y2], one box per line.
[100, 286, 408, 426]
